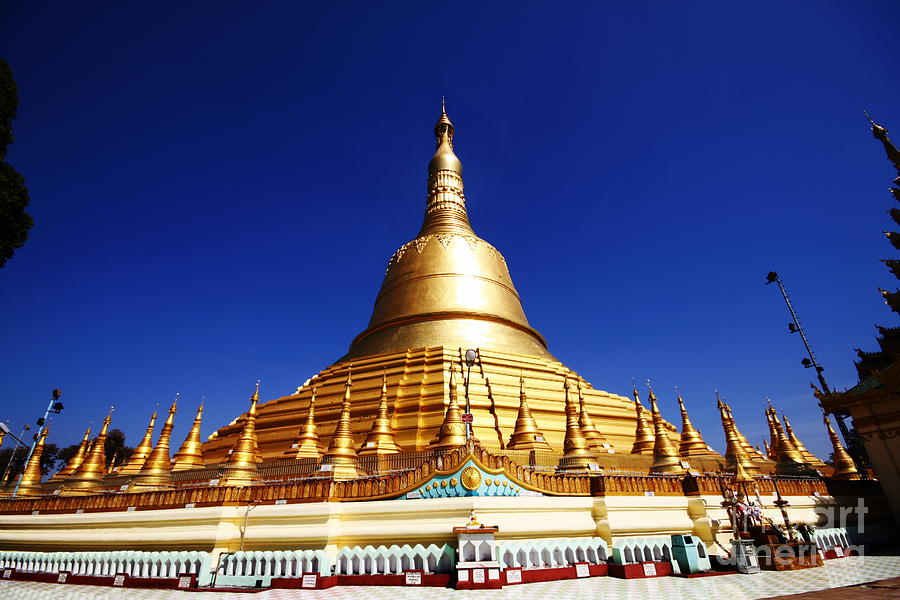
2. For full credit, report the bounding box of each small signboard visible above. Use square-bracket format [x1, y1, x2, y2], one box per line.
[57, 572, 68, 583]
[2, 569, 11, 579]
[184, 503, 196, 509]
[462, 413, 474, 423]
[644, 491, 655, 497]
[126, 506, 136, 512]
[534, 436, 545, 442]
[472, 568, 485, 583]
[575, 563, 590, 578]
[406, 491, 422, 499]
[301, 574, 318, 588]
[275, 499, 287, 505]
[588, 463, 601, 472]
[404, 570, 422, 585]
[208, 478, 220, 486]
[457, 569, 469, 581]
[177, 575, 192, 589]
[488, 568, 500, 580]
[113, 574, 126, 587]
[505, 568, 522, 584]
[642, 562, 657, 577]
[75, 508, 84, 514]
[31, 510, 39, 515]
[320, 464, 333, 472]
[834, 546, 844, 557]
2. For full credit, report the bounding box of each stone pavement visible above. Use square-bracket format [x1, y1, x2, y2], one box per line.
[0, 555, 898, 600]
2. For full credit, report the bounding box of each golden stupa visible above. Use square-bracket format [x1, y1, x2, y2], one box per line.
[203, 106, 644, 460]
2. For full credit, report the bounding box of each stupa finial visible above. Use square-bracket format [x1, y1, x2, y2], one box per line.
[432, 365, 468, 449]
[172, 402, 206, 471]
[322, 367, 361, 478]
[287, 387, 324, 459]
[360, 369, 401, 456]
[507, 372, 552, 451]
[824, 412, 860, 480]
[118, 408, 158, 476]
[220, 383, 264, 486]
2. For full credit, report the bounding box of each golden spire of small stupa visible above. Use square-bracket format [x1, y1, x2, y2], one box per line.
[630, 383, 655, 454]
[64, 412, 113, 491]
[360, 371, 402, 455]
[558, 377, 593, 471]
[322, 369, 361, 479]
[676, 390, 713, 456]
[724, 402, 770, 464]
[763, 439, 772, 460]
[764, 402, 780, 460]
[15, 427, 49, 496]
[718, 393, 759, 477]
[132, 398, 177, 488]
[172, 401, 205, 470]
[782, 413, 826, 467]
[577, 380, 606, 451]
[507, 373, 552, 451]
[823, 413, 861, 480]
[51, 425, 91, 480]
[648, 385, 685, 474]
[118, 409, 157, 476]
[765, 403, 811, 475]
[285, 387, 324, 459]
[431, 365, 468, 449]
[220, 382, 263, 486]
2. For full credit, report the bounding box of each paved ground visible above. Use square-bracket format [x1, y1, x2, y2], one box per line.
[1, 555, 899, 599]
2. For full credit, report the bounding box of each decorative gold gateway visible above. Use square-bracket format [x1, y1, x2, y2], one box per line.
[203, 107, 661, 461]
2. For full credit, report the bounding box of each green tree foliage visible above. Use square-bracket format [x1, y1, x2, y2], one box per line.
[0, 57, 33, 268]
[0, 441, 59, 481]
[104, 428, 134, 470]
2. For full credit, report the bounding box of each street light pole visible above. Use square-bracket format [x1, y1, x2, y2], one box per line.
[765, 272, 869, 478]
[12, 389, 64, 498]
[463, 348, 477, 441]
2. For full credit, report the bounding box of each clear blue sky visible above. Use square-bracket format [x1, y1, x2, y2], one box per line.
[2, 2, 899, 460]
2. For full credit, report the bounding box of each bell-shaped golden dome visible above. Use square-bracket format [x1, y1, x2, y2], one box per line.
[346, 105, 551, 360]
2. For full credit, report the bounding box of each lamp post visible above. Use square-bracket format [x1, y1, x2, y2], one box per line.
[765, 271, 869, 478]
[463, 349, 477, 441]
[12, 389, 64, 498]
[0, 423, 30, 484]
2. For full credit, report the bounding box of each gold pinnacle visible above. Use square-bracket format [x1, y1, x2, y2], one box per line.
[118, 410, 157, 476]
[577, 380, 606, 451]
[431, 365, 468, 449]
[676, 391, 713, 456]
[360, 371, 402, 455]
[507, 373, 552, 451]
[15, 427, 49, 496]
[172, 403, 205, 470]
[558, 377, 593, 472]
[286, 387, 325, 459]
[630, 384, 655, 454]
[321, 369, 361, 479]
[63, 414, 112, 491]
[132, 399, 177, 489]
[823, 413, 860, 480]
[220, 384, 263, 486]
[51, 425, 91, 480]
[648, 387, 685, 474]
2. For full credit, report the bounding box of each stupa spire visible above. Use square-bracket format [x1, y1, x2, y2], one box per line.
[648, 385, 685, 474]
[172, 402, 205, 470]
[322, 369, 361, 478]
[577, 380, 606, 451]
[558, 377, 593, 471]
[419, 102, 473, 236]
[220, 382, 263, 486]
[64, 412, 113, 491]
[507, 373, 552, 451]
[133, 398, 177, 488]
[630, 384, 655, 454]
[823, 412, 861, 480]
[118, 409, 157, 476]
[15, 427, 49, 496]
[286, 388, 325, 459]
[360, 371, 401, 455]
[765, 403, 809, 475]
[718, 393, 759, 477]
[676, 390, 713, 456]
[866, 112, 900, 173]
[431, 365, 468, 449]
[782, 412, 825, 467]
[52, 425, 91, 480]
[724, 402, 770, 464]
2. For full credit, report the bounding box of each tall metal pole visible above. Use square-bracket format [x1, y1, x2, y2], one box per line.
[765, 272, 869, 477]
[12, 390, 63, 498]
